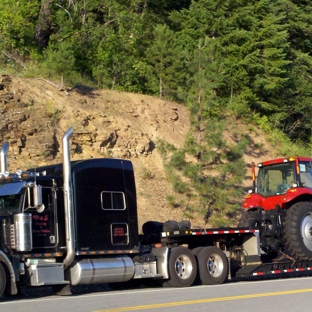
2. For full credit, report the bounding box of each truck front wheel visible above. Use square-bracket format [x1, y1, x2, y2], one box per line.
[198, 246, 228, 285]
[0, 262, 6, 297]
[164, 246, 197, 287]
[284, 202, 312, 260]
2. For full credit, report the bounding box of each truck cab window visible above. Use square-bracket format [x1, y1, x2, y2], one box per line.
[101, 191, 126, 210]
[0, 194, 21, 213]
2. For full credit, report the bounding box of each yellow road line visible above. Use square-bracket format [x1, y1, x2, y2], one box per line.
[95, 288, 312, 312]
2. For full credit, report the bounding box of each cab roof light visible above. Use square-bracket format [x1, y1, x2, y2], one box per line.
[16, 169, 22, 176]
[0, 170, 47, 180]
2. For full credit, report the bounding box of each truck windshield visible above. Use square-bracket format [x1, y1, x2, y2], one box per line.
[257, 162, 294, 196]
[0, 194, 22, 214]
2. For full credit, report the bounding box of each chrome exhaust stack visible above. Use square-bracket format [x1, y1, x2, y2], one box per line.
[0, 142, 9, 173]
[62, 128, 75, 269]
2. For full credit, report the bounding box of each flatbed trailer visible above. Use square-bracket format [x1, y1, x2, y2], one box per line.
[160, 226, 312, 283]
[1, 128, 312, 298]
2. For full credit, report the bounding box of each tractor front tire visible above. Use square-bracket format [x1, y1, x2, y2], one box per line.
[238, 209, 260, 228]
[284, 202, 312, 260]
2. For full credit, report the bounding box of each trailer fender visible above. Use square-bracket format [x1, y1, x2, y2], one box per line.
[0, 251, 18, 295]
[152, 246, 169, 279]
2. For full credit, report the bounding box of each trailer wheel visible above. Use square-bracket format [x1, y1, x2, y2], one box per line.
[284, 202, 312, 260]
[0, 263, 6, 298]
[164, 246, 197, 287]
[198, 246, 228, 285]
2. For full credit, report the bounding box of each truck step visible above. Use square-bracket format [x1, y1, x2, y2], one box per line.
[26, 263, 69, 286]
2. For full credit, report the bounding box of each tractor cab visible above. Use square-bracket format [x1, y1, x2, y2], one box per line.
[240, 156, 312, 258]
[247, 156, 312, 198]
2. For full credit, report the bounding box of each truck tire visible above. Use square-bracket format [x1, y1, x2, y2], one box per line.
[191, 247, 204, 285]
[0, 262, 6, 297]
[198, 246, 228, 285]
[284, 202, 312, 260]
[164, 246, 197, 287]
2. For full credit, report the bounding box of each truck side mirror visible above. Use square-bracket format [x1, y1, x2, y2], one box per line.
[33, 184, 42, 206]
[26, 183, 45, 213]
[33, 184, 45, 213]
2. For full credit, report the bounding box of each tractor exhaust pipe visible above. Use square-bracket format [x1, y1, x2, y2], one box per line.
[62, 127, 75, 269]
[0, 142, 8, 174]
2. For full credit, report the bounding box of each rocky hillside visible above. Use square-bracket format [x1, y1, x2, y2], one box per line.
[0, 75, 276, 229]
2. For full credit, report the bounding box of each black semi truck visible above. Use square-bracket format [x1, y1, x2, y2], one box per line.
[0, 128, 311, 297]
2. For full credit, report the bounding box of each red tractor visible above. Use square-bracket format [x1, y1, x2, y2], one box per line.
[239, 156, 312, 260]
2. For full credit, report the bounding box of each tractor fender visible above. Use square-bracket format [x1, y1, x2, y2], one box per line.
[0, 250, 18, 295]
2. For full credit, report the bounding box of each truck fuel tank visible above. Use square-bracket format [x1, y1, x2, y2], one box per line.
[13, 213, 32, 251]
[68, 256, 135, 285]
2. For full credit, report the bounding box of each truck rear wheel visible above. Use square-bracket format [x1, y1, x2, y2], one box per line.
[284, 202, 312, 260]
[198, 246, 228, 285]
[0, 263, 6, 297]
[164, 246, 197, 287]
[191, 247, 204, 285]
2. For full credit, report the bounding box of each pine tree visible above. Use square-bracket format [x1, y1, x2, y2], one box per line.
[145, 24, 183, 99]
[159, 39, 248, 227]
[0, 0, 38, 56]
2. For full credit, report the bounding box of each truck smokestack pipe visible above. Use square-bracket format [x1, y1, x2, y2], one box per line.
[62, 127, 75, 269]
[0, 142, 9, 174]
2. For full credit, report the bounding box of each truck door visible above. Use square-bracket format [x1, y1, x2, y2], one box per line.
[30, 186, 58, 249]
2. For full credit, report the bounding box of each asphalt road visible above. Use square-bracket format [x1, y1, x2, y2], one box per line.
[1, 276, 312, 312]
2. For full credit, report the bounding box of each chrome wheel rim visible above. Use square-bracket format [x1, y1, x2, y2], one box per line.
[301, 213, 312, 250]
[207, 253, 224, 277]
[174, 254, 193, 279]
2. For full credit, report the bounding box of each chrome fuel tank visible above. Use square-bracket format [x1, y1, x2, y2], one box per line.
[69, 256, 135, 285]
[14, 213, 32, 251]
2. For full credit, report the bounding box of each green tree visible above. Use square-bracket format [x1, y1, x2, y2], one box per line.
[145, 24, 182, 99]
[160, 40, 248, 226]
[41, 41, 77, 84]
[0, 0, 38, 65]
[269, 1, 312, 144]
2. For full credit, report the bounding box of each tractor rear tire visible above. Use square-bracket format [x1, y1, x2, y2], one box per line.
[284, 202, 312, 260]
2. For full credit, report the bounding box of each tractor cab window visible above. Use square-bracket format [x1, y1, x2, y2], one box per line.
[299, 162, 312, 188]
[257, 162, 294, 196]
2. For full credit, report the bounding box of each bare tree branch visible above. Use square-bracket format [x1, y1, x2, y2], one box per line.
[55, 3, 73, 22]
[1, 51, 27, 69]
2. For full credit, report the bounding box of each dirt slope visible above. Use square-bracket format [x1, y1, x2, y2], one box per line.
[0, 75, 278, 229]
